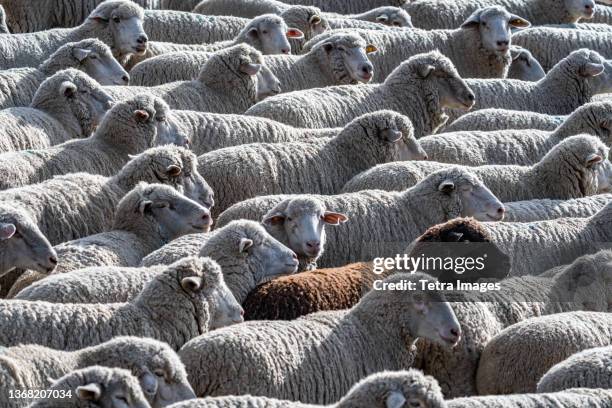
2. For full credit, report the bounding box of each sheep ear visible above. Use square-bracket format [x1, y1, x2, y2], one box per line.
[417, 64, 435, 79]
[365, 44, 378, 54]
[447, 231, 464, 242]
[386, 391, 406, 408]
[247, 27, 259, 40]
[134, 110, 150, 123]
[438, 180, 456, 194]
[309, 15, 322, 25]
[460, 9, 481, 29]
[139, 368, 159, 396]
[381, 129, 403, 143]
[60, 81, 77, 98]
[240, 63, 261, 76]
[239, 238, 254, 253]
[181, 276, 202, 292]
[510, 48, 522, 61]
[586, 153, 603, 166]
[286, 28, 304, 39]
[0, 223, 16, 240]
[166, 164, 182, 177]
[72, 48, 91, 62]
[508, 15, 531, 28]
[376, 14, 389, 23]
[76, 383, 102, 401]
[138, 199, 153, 214]
[322, 212, 348, 225]
[580, 62, 605, 77]
[88, 16, 109, 24]
[263, 214, 286, 225]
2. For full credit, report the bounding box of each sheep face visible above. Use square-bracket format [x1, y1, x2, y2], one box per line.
[151, 100, 190, 148]
[280, 6, 328, 41]
[263, 198, 347, 259]
[246, 16, 300, 55]
[373, 7, 413, 28]
[565, 0, 596, 21]
[581, 54, 612, 95]
[74, 44, 130, 86]
[255, 65, 282, 101]
[316, 34, 376, 84]
[74, 368, 150, 408]
[0, 207, 57, 277]
[60, 74, 115, 133]
[173, 152, 215, 210]
[376, 273, 462, 347]
[461, 6, 530, 57]
[88, 1, 148, 58]
[429, 169, 504, 221]
[509, 47, 545, 82]
[173, 257, 243, 331]
[411, 53, 475, 111]
[136, 185, 213, 239]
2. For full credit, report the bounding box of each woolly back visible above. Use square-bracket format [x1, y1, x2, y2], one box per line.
[337, 370, 446, 408]
[92, 93, 163, 153]
[197, 44, 262, 98]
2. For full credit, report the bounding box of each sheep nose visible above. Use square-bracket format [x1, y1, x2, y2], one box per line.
[306, 240, 320, 251]
[137, 35, 148, 44]
[496, 40, 509, 48]
[422, 153, 429, 160]
[585, 3, 593, 10]
[281, 47, 290, 54]
[49, 255, 58, 266]
[467, 92, 475, 102]
[450, 328, 461, 340]
[122, 74, 129, 84]
[291, 253, 298, 260]
[497, 206, 505, 215]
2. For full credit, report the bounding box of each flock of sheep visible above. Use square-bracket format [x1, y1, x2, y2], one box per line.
[0, 0, 611, 407]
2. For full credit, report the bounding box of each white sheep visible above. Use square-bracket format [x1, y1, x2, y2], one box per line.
[8, 182, 211, 296]
[0, 93, 188, 191]
[343, 135, 608, 202]
[246, 51, 475, 137]
[0, 0, 148, 69]
[0, 5, 8, 33]
[0, 337, 195, 408]
[537, 345, 612, 392]
[216, 167, 504, 268]
[198, 111, 427, 216]
[503, 194, 612, 222]
[25, 366, 151, 408]
[507, 45, 546, 81]
[0, 256, 243, 351]
[476, 311, 612, 394]
[0, 38, 127, 110]
[17, 220, 299, 305]
[404, 0, 595, 29]
[445, 49, 612, 122]
[159, 370, 445, 408]
[130, 33, 376, 93]
[304, 7, 530, 81]
[178, 272, 462, 401]
[0, 69, 114, 153]
[419, 101, 612, 166]
[128, 14, 304, 70]
[512, 26, 612, 71]
[106, 45, 269, 114]
[444, 109, 565, 132]
[0, 205, 57, 279]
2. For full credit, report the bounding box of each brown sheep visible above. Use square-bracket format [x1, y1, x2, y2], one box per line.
[243, 217, 510, 320]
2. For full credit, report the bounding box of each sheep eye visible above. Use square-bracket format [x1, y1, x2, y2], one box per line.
[154, 369, 165, 378]
[156, 116, 166, 122]
[481, 22, 487, 27]
[89, 54, 98, 60]
[113, 17, 121, 23]
[262, 30, 268, 34]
